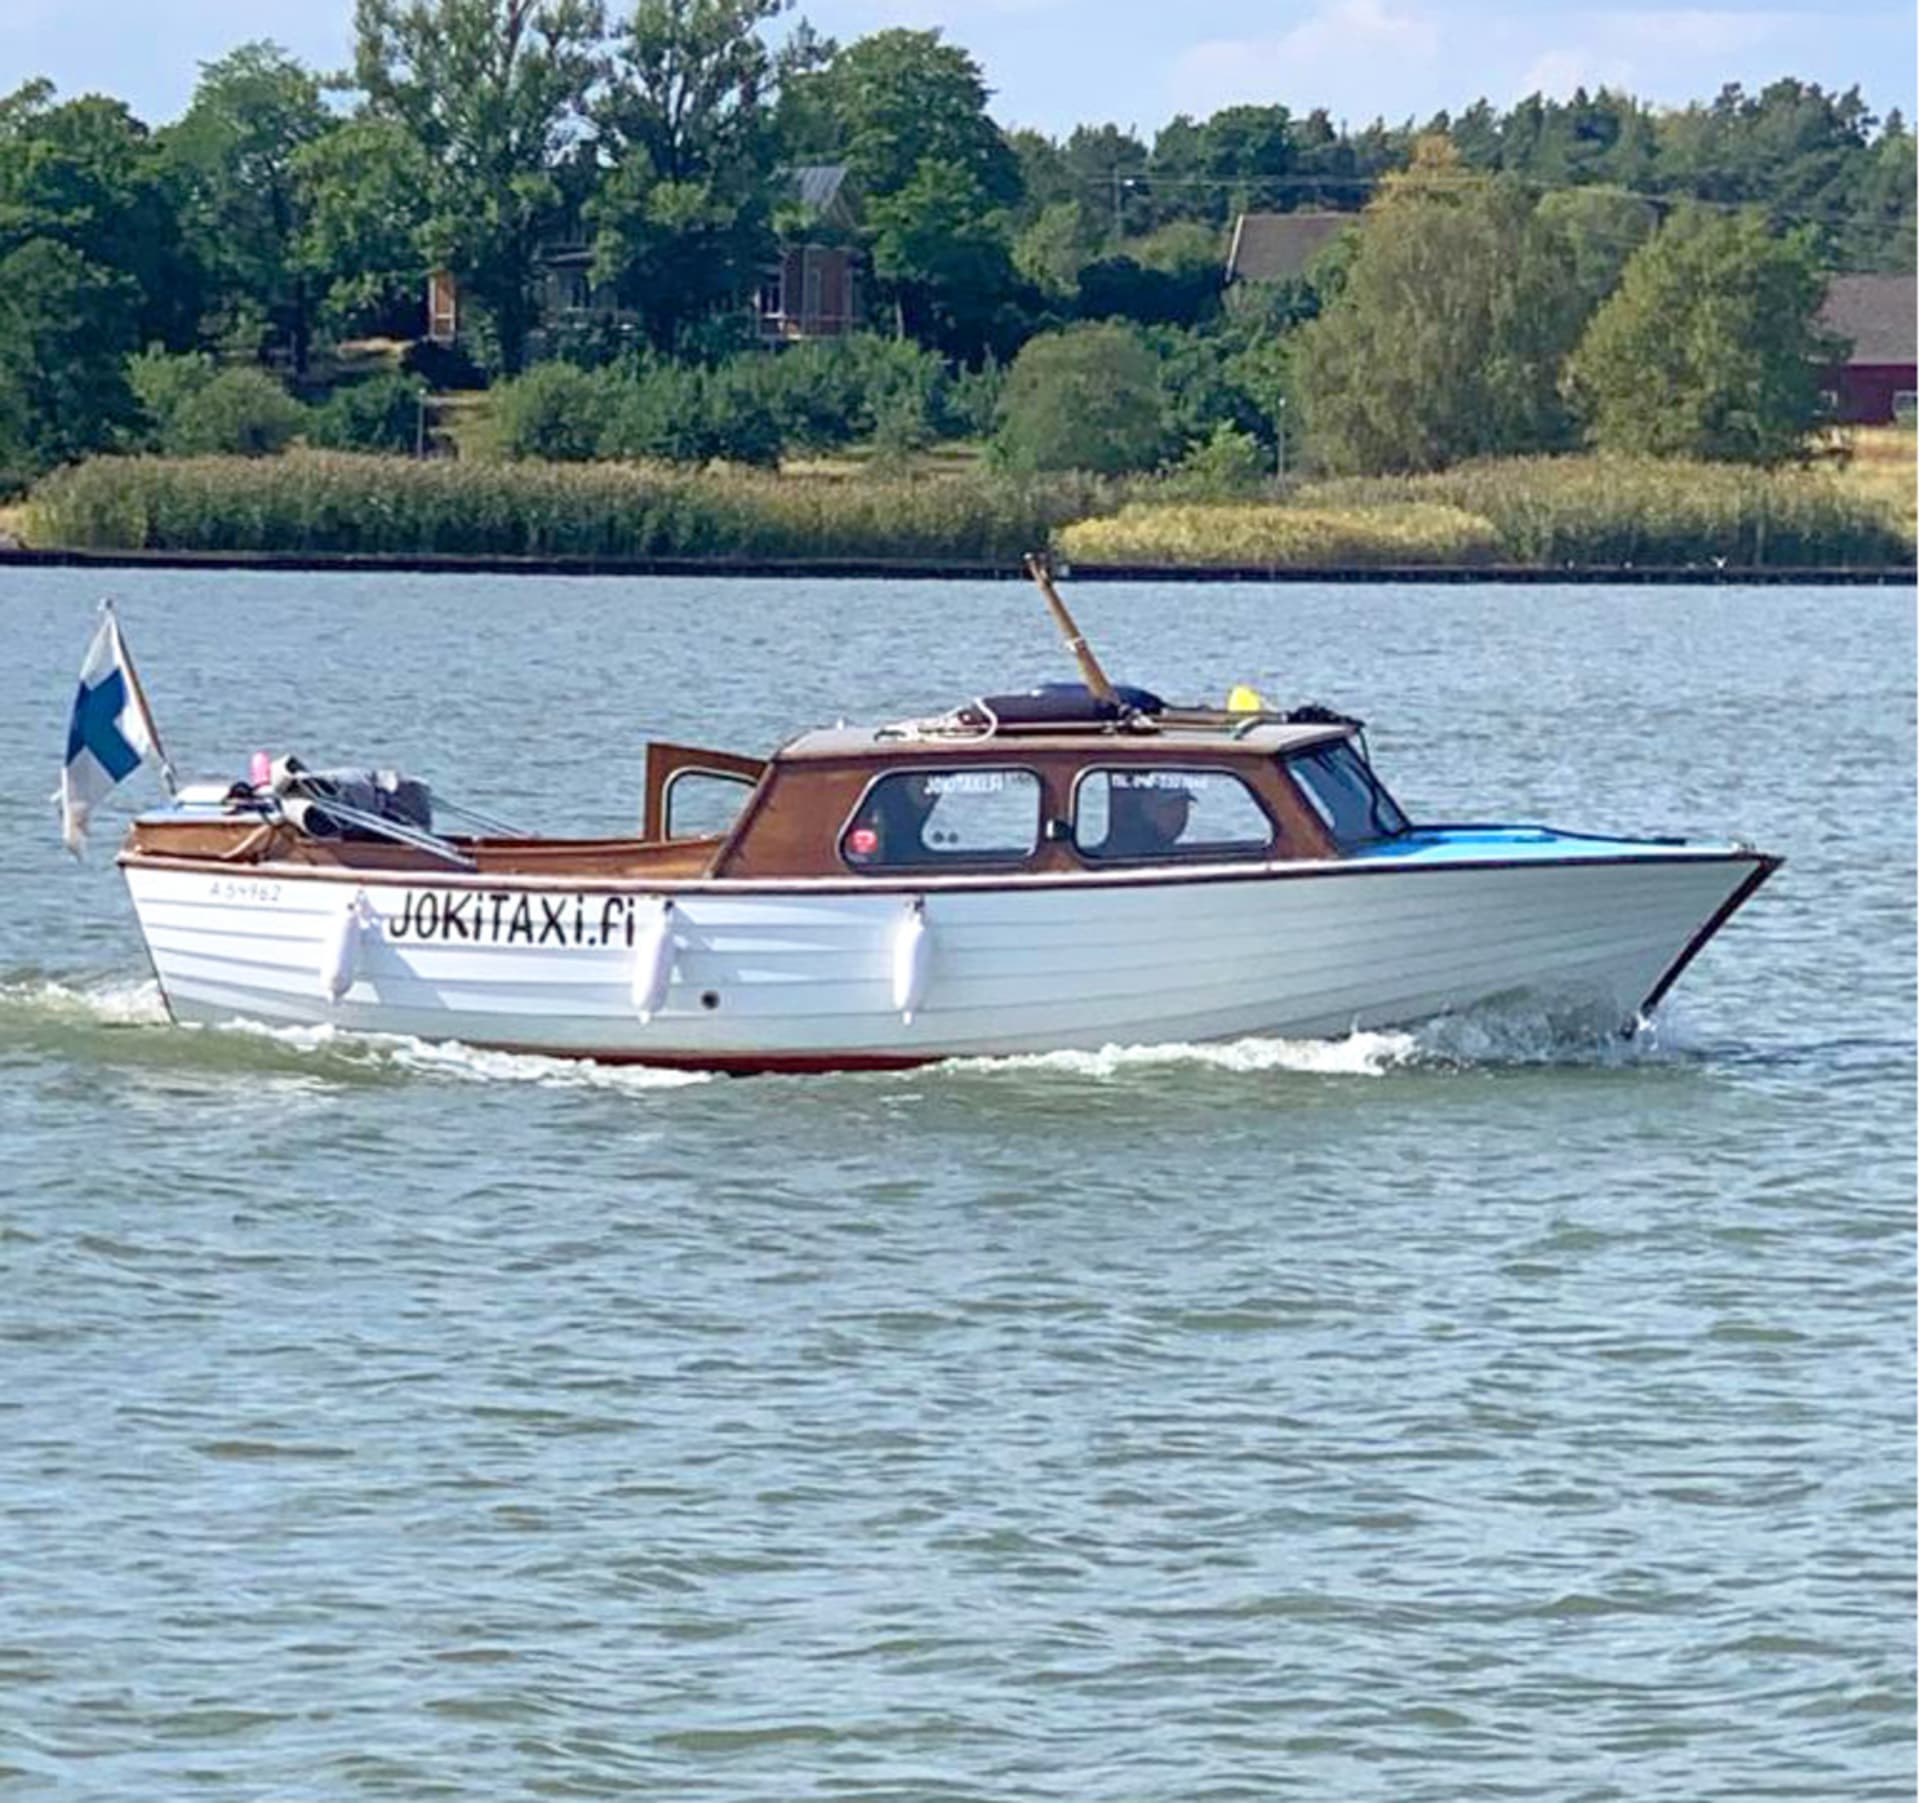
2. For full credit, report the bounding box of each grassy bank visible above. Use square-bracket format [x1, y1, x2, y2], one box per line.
[1063, 456, 1911, 571]
[17, 445, 1913, 570]
[25, 452, 1117, 563]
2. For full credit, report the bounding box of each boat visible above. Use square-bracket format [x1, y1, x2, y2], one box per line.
[85, 564, 1778, 1073]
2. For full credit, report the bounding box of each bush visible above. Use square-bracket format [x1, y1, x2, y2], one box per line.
[25, 451, 1120, 562]
[597, 363, 783, 467]
[1162, 424, 1272, 497]
[491, 363, 612, 461]
[939, 358, 1002, 440]
[127, 348, 217, 449]
[165, 367, 307, 457]
[994, 323, 1168, 474]
[1058, 501, 1502, 567]
[307, 373, 429, 454]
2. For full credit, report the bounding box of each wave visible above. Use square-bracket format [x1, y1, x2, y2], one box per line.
[0, 974, 710, 1092]
[937, 1003, 1698, 1083]
[1, 970, 1692, 1091]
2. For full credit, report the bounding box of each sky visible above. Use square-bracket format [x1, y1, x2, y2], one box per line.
[2, 0, 1914, 140]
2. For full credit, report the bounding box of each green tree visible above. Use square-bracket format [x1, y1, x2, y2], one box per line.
[1292, 142, 1589, 474]
[1014, 198, 1101, 300]
[0, 238, 142, 470]
[293, 117, 438, 338]
[993, 321, 1166, 474]
[866, 157, 1015, 350]
[802, 29, 1021, 354]
[1534, 185, 1657, 312]
[1565, 206, 1835, 464]
[806, 29, 1019, 206]
[590, 0, 784, 351]
[0, 88, 202, 349]
[162, 43, 331, 368]
[352, 0, 607, 372]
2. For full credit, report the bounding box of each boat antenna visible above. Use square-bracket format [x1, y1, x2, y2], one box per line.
[1023, 553, 1118, 706]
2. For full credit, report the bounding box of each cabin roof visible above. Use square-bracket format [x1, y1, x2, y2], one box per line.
[1818, 272, 1918, 366]
[773, 718, 1354, 762]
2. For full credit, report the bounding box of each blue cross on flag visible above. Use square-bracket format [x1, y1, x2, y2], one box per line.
[60, 604, 171, 855]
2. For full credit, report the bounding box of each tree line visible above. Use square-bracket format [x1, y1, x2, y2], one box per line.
[0, 0, 1912, 486]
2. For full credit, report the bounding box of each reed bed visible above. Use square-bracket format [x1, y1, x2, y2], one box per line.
[1058, 501, 1502, 569]
[26, 453, 1119, 563]
[1293, 455, 1913, 568]
[23, 448, 1912, 570]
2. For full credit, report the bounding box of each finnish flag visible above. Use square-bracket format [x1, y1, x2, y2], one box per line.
[60, 604, 173, 855]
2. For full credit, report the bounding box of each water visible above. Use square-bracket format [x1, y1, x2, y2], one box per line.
[1, 569, 1912, 1800]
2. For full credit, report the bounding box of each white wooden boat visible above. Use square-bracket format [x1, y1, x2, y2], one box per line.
[98, 569, 1779, 1073]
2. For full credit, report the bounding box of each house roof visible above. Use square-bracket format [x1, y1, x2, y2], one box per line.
[1818, 273, 1917, 366]
[793, 164, 850, 212]
[1225, 211, 1353, 284]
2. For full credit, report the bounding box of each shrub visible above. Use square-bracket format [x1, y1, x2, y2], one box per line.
[939, 358, 1002, 441]
[1162, 424, 1272, 497]
[492, 363, 612, 461]
[127, 348, 217, 449]
[165, 367, 307, 457]
[595, 363, 782, 467]
[307, 373, 429, 454]
[994, 322, 1168, 474]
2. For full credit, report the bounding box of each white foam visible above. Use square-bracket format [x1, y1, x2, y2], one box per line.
[212, 1016, 711, 1090]
[932, 1003, 1690, 1083]
[942, 1029, 1424, 1081]
[0, 975, 169, 1027]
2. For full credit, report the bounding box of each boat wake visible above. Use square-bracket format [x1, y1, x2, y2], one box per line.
[0, 974, 711, 1092]
[938, 1004, 1697, 1083]
[2, 972, 1692, 1091]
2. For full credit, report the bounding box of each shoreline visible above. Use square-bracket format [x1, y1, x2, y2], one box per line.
[2, 546, 1909, 584]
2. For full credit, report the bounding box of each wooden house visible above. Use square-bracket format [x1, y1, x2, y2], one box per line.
[1817, 273, 1917, 424]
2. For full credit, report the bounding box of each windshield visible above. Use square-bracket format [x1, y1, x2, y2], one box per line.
[1287, 742, 1409, 849]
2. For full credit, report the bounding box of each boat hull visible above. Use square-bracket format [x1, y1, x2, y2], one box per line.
[120, 848, 1777, 1071]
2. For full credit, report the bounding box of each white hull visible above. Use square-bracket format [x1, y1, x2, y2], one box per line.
[122, 850, 1770, 1070]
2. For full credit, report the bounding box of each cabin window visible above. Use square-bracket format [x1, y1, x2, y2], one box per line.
[1073, 768, 1274, 862]
[1287, 742, 1408, 849]
[664, 768, 755, 840]
[841, 769, 1040, 869]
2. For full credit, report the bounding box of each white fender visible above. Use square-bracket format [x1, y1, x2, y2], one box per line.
[321, 889, 371, 1001]
[631, 897, 675, 1021]
[892, 897, 931, 1023]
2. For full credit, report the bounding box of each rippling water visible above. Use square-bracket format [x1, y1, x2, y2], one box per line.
[2, 570, 1912, 1800]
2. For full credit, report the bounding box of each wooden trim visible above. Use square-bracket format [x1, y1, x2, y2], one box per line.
[121, 844, 1778, 897]
[642, 741, 767, 840]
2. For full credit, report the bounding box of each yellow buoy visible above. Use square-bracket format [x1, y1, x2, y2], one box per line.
[1226, 684, 1269, 714]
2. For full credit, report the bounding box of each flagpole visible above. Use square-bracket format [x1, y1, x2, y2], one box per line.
[102, 599, 178, 797]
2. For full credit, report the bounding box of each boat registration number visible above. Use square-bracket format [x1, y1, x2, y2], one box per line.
[209, 878, 284, 903]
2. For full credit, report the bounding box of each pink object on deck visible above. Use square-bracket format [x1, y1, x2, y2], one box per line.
[249, 751, 271, 788]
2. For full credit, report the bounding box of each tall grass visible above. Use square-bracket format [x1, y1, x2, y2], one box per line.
[1293, 455, 1913, 567]
[1059, 501, 1502, 568]
[26, 452, 1119, 563]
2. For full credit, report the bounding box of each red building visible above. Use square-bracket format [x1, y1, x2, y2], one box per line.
[1817, 273, 1917, 424]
